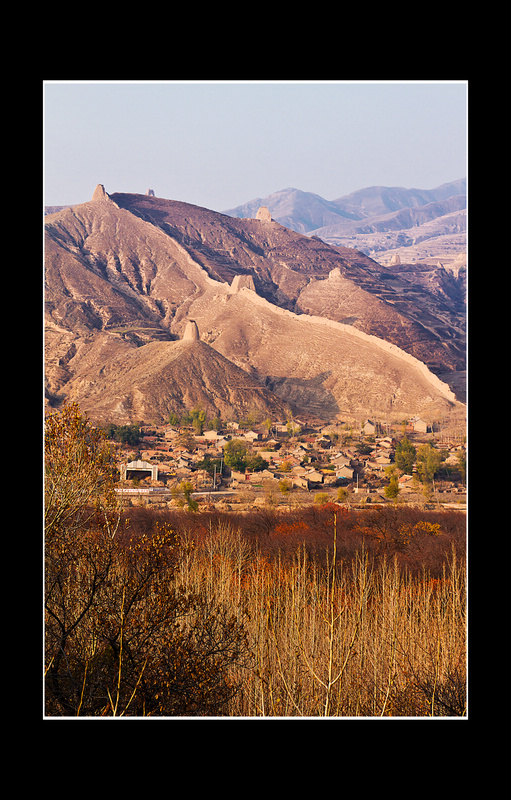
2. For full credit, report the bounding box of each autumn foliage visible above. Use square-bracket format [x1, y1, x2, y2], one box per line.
[44, 405, 250, 717]
[45, 405, 467, 717]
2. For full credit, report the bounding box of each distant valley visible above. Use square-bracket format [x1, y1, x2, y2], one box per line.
[44, 183, 466, 426]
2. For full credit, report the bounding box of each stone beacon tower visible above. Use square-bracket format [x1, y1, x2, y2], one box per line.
[92, 183, 110, 202]
[255, 206, 272, 222]
[183, 320, 200, 341]
[91, 183, 119, 209]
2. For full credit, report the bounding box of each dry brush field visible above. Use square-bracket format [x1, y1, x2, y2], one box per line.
[128, 504, 467, 717]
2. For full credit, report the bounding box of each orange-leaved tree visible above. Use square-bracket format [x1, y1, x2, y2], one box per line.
[44, 402, 119, 539]
[44, 403, 251, 717]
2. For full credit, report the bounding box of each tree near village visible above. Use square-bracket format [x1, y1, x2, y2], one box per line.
[44, 403, 250, 717]
[223, 438, 269, 473]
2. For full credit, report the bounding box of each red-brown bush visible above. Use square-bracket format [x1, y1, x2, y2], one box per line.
[120, 503, 465, 576]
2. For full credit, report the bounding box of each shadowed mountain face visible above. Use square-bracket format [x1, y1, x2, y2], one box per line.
[44, 187, 465, 424]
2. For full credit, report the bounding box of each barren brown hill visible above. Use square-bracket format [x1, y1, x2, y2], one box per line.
[179, 283, 459, 421]
[44, 186, 465, 424]
[58, 334, 289, 424]
[109, 190, 465, 376]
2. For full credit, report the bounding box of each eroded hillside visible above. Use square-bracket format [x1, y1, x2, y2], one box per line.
[44, 186, 466, 424]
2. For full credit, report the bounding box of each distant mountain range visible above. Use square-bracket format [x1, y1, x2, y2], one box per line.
[223, 179, 466, 262]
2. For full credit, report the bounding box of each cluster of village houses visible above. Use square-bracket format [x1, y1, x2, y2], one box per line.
[117, 414, 465, 501]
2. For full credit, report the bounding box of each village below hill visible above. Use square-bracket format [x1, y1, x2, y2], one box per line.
[110, 412, 466, 513]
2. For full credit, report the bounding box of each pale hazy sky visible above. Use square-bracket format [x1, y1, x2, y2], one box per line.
[44, 80, 467, 210]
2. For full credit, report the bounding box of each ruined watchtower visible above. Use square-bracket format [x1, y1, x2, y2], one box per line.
[183, 319, 200, 341]
[255, 206, 272, 222]
[92, 183, 110, 202]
